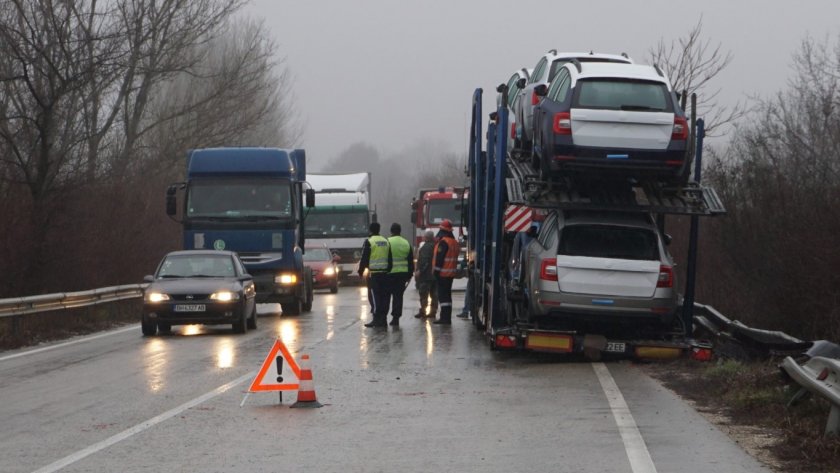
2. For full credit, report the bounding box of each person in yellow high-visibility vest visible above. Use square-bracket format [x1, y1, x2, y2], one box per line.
[385, 223, 414, 327]
[358, 222, 392, 327]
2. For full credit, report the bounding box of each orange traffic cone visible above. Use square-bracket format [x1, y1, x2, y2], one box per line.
[291, 354, 323, 408]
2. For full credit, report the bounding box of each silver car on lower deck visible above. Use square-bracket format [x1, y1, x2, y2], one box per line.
[521, 210, 678, 329]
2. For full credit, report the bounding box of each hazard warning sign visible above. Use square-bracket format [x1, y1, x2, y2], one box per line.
[248, 339, 302, 392]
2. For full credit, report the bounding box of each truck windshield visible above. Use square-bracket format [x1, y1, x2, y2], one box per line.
[305, 209, 369, 237]
[186, 178, 292, 219]
[426, 200, 462, 225]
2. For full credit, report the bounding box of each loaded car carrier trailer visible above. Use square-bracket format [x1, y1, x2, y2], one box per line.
[466, 86, 726, 360]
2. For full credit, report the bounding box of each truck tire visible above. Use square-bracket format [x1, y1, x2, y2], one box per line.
[282, 299, 301, 316]
[303, 275, 313, 312]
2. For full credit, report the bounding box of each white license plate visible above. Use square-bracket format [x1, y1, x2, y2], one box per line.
[174, 304, 206, 312]
[605, 342, 626, 353]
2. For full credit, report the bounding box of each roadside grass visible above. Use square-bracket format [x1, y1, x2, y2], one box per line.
[645, 358, 840, 473]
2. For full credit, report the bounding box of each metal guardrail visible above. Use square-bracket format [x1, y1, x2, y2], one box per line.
[781, 356, 840, 436]
[0, 284, 146, 318]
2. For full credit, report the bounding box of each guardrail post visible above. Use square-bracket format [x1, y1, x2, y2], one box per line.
[828, 405, 840, 436]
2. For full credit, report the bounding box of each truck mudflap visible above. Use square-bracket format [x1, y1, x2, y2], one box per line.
[492, 328, 713, 361]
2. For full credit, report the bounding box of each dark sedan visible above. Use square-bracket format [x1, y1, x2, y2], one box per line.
[142, 250, 257, 336]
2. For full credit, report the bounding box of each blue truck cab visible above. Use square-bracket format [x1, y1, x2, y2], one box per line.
[166, 148, 315, 314]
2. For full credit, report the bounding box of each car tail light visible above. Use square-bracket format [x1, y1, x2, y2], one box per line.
[553, 112, 572, 135]
[657, 265, 673, 288]
[672, 116, 688, 140]
[540, 258, 557, 281]
[511, 123, 516, 139]
[531, 91, 541, 106]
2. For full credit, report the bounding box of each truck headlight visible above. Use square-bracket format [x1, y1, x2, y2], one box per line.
[145, 292, 170, 303]
[275, 274, 297, 285]
[210, 291, 239, 302]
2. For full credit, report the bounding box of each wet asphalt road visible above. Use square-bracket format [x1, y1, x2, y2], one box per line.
[0, 286, 772, 473]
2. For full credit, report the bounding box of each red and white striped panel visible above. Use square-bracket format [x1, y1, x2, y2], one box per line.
[504, 205, 532, 232]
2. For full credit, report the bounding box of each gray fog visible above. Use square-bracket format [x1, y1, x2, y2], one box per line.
[247, 0, 840, 166]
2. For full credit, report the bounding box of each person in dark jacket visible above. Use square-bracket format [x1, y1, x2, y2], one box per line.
[432, 219, 459, 325]
[358, 222, 392, 327]
[385, 223, 414, 327]
[413, 230, 437, 319]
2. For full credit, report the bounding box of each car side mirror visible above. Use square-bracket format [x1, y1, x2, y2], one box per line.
[663, 233, 673, 246]
[143, 275, 155, 283]
[239, 274, 253, 281]
[516, 77, 526, 89]
[305, 188, 316, 208]
[332, 254, 341, 262]
[534, 84, 548, 97]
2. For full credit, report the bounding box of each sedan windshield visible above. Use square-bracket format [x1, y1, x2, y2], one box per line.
[186, 178, 292, 219]
[558, 225, 658, 261]
[157, 254, 236, 278]
[575, 79, 670, 111]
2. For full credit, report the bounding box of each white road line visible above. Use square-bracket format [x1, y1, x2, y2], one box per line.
[31, 371, 255, 473]
[0, 325, 138, 363]
[592, 362, 658, 473]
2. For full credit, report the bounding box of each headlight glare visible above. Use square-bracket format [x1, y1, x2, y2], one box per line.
[323, 266, 335, 276]
[146, 292, 170, 303]
[275, 273, 297, 285]
[210, 291, 239, 302]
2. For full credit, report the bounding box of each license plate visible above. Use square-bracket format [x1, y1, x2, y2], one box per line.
[605, 342, 626, 353]
[174, 304, 206, 312]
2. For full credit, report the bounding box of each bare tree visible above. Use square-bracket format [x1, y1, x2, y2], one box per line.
[648, 18, 745, 136]
[700, 34, 840, 340]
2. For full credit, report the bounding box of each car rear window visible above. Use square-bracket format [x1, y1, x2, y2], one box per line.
[558, 225, 658, 261]
[303, 248, 331, 261]
[575, 79, 670, 111]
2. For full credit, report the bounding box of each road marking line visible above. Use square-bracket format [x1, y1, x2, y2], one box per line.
[592, 362, 657, 473]
[32, 371, 255, 473]
[0, 325, 138, 363]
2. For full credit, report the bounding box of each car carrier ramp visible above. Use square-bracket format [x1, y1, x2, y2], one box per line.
[505, 156, 726, 216]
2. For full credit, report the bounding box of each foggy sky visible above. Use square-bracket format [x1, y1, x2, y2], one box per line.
[247, 0, 840, 168]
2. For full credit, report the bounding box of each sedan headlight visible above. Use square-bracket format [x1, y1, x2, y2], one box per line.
[210, 291, 240, 302]
[145, 292, 170, 303]
[322, 266, 336, 276]
[275, 273, 297, 285]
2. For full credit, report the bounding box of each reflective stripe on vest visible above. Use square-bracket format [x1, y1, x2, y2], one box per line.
[433, 236, 460, 277]
[388, 236, 411, 273]
[368, 235, 390, 272]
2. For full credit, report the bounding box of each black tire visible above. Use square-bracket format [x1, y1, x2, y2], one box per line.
[329, 283, 338, 294]
[303, 283, 313, 312]
[157, 322, 171, 334]
[282, 299, 301, 316]
[232, 309, 246, 334]
[141, 317, 157, 336]
[246, 303, 257, 330]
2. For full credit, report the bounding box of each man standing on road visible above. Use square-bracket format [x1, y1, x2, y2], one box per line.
[358, 222, 391, 328]
[432, 219, 460, 325]
[414, 230, 438, 319]
[385, 223, 414, 327]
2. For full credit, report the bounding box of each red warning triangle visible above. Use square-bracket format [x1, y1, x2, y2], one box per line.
[248, 339, 302, 392]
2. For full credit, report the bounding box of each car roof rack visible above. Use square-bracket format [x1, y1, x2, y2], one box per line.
[547, 49, 557, 55]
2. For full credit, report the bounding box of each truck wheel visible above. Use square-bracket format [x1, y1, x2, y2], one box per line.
[246, 304, 257, 330]
[330, 283, 338, 294]
[303, 281, 313, 312]
[282, 300, 301, 316]
[141, 317, 157, 336]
